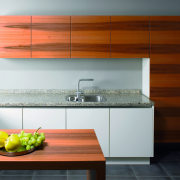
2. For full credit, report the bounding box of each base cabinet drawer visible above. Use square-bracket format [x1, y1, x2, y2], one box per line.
[67, 108, 109, 157]
[0, 108, 22, 129]
[23, 108, 65, 129]
[110, 108, 153, 157]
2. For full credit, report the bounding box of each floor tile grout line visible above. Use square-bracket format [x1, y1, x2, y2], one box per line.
[33, 175, 67, 176]
[130, 165, 139, 180]
[67, 174, 87, 176]
[0, 175, 67, 176]
[169, 176, 175, 180]
[136, 176, 171, 177]
[159, 162, 174, 179]
[106, 175, 137, 177]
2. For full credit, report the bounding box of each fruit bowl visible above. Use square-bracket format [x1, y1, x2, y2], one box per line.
[0, 147, 36, 157]
[0, 128, 45, 156]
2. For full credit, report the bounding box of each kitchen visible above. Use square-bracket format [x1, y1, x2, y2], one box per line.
[0, 0, 179, 180]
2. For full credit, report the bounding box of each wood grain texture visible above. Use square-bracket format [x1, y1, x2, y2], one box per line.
[111, 16, 150, 58]
[151, 64, 180, 74]
[150, 16, 180, 142]
[71, 16, 110, 58]
[32, 16, 70, 58]
[0, 16, 31, 58]
[155, 131, 180, 143]
[0, 16, 31, 24]
[0, 129, 105, 173]
[151, 87, 180, 97]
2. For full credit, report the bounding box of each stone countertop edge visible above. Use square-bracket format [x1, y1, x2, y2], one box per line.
[0, 89, 154, 108]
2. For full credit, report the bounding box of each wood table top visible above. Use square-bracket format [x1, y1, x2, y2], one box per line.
[0, 129, 105, 163]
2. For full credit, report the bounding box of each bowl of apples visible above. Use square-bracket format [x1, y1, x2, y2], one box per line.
[0, 127, 45, 156]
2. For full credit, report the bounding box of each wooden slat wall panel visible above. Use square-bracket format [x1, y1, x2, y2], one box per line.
[151, 74, 180, 88]
[111, 16, 150, 58]
[32, 16, 70, 58]
[150, 54, 180, 64]
[152, 97, 180, 108]
[155, 131, 180, 143]
[150, 16, 180, 142]
[71, 16, 110, 58]
[0, 16, 31, 58]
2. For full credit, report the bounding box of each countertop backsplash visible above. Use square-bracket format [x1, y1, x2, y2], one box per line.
[0, 58, 142, 90]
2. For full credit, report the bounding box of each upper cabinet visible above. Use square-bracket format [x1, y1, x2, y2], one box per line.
[111, 16, 150, 58]
[0, 16, 31, 58]
[0, 16, 152, 59]
[71, 16, 110, 58]
[32, 16, 70, 58]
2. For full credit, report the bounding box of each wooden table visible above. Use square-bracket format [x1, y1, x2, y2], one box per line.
[0, 129, 106, 180]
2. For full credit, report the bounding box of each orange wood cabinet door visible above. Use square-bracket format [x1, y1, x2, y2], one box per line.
[0, 16, 31, 58]
[111, 16, 150, 58]
[32, 16, 70, 58]
[71, 16, 110, 58]
[150, 16, 180, 142]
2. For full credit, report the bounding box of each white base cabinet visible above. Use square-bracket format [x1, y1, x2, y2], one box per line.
[66, 108, 109, 157]
[0, 107, 154, 160]
[110, 108, 153, 157]
[0, 108, 22, 129]
[23, 108, 65, 129]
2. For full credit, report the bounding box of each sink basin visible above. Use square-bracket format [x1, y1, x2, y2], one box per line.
[66, 95, 106, 102]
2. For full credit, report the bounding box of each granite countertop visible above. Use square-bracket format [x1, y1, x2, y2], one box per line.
[0, 89, 154, 107]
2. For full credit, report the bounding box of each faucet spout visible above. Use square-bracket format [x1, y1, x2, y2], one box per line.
[76, 79, 94, 101]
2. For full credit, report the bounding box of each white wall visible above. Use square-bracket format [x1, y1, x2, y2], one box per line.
[0, 58, 142, 89]
[0, 0, 179, 89]
[1, 0, 180, 15]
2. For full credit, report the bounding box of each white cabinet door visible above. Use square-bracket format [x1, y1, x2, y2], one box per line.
[67, 108, 109, 157]
[0, 108, 22, 129]
[23, 108, 65, 129]
[110, 108, 153, 157]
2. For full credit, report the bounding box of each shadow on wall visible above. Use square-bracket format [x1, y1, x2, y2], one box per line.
[0, 58, 141, 71]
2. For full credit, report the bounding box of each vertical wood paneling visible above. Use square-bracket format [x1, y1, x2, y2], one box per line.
[32, 16, 70, 58]
[71, 16, 110, 58]
[0, 16, 31, 58]
[150, 16, 180, 142]
[111, 16, 150, 58]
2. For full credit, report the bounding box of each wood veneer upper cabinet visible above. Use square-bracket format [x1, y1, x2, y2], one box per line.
[150, 16, 180, 142]
[0, 16, 31, 58]
[32, 16, 70, 58]
[111, 16, 150, 58]
[71, 16, 110, 58]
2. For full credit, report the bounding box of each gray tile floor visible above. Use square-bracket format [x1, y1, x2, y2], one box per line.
[0, 143, 180, 180]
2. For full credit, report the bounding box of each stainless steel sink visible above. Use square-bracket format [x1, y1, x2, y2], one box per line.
[66, 94, 106, 102]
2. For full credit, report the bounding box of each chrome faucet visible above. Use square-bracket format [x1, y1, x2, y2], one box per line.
[76, 79, 94, 101]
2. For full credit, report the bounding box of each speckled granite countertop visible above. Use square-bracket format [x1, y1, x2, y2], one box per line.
[0, 89, 154, 107]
